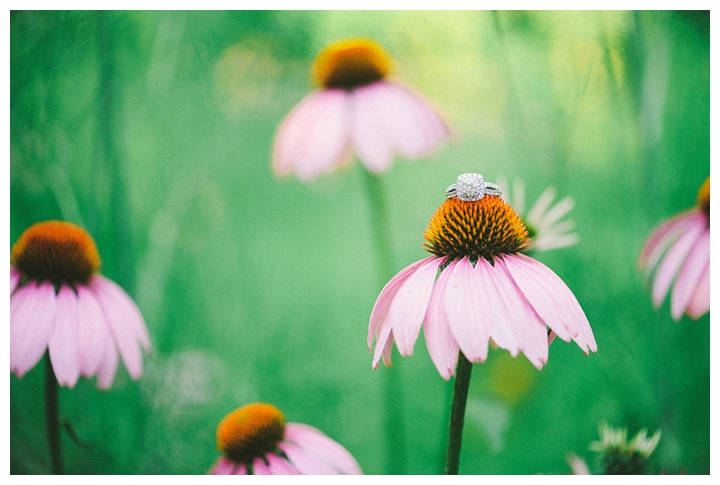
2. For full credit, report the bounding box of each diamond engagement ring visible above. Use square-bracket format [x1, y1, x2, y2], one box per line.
[446, 173, 502, 201]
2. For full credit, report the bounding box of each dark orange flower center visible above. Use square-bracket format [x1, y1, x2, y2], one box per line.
[423, 196, 529, 262]
[698, 177, 709, 220]
[312, 38, 391, 90]
[11, 221, 101, 287]
[217, 403, 286, 465]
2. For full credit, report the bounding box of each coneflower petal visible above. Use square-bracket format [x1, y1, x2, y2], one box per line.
[424, 259, 460, 380]
[651, 221, 705, 308]
[686, 260, 710, 319]
[10, 282, 56, 377]
[273, 89, 351, 180]
[76, 285, 110, 379]
[504, 254, 596, 355]
[351, 82, 448, 173]
[444, 258, 490, 364]
[47, 286, 81, 388]
[671, 227, 710, 320]
[284, 423, 363, 475]
[386, 256, 441, 356]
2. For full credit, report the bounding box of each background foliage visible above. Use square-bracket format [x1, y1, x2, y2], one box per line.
[10, 10, 709, 474]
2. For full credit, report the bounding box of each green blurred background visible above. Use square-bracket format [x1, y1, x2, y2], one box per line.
[10, 10, 709, 474]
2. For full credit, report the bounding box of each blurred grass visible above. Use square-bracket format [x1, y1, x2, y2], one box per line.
[10, 10, 709, 474]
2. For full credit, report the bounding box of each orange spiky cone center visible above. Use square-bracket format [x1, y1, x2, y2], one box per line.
[11, 220, 100, 287]
[216, 403, 286, 464]
[423, 196, 529, 262]
[312, 38, 391, 90]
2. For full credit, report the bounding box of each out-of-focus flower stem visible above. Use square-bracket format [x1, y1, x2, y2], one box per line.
[45, 352, 62, 474]
[445, 352, 473, 474]
[360, 166, 407, 475]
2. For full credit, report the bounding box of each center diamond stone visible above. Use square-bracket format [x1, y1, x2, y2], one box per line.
[456, 173, 487, 201]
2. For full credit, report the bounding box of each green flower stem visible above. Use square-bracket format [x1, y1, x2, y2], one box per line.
[44, 352, 62, 474]
[360, 166, 407, 475]
[445, 352, 473, 475]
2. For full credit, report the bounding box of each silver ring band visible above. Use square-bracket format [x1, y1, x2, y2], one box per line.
[446, 173, 502, 201]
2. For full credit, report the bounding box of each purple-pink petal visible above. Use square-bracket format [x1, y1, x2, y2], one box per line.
[686, 260, 710, 319]
[273, 89, 351, 180]
[10, 266, 21, 294]
[368, 256, 438, 347]
[671, 227, 709, 320]
[384, 256, 441, 356]
[47, 286, 81, 388]
[75, 285, 112, 380]
[95, 332, 120, 389]
[10, 281, 57, 377]
[280, 441, 338, 474]
[263, 453, 301, 474]
[284, 423, 363, 475]
[639, 210, 700, 270]
[504, 254, 596, 355]
[492, 258, 549, 369]
[208, 457, 241, 475]
[443, 258, 490, 364]
[350, 81, 448, 173]
[371, 324, 394, 369]
[472, 258, 523, 358]
[90, 275, 149, 380]
[423, 259, 460, 380]
[651, 220, 705, 308]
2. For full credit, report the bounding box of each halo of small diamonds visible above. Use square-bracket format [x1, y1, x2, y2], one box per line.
[446, 173, 502, 201]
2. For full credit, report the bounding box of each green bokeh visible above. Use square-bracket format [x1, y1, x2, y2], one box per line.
[10, 10, 709, 474]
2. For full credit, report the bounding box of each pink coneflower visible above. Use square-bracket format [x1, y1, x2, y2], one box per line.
[209, 403, 362, 475]
[273, 38, 449, 180]
[499, 177, 580, 252]
[639, 177, 710, 321]
[10, 221, 151, 388]
[368, 173, 596, 380]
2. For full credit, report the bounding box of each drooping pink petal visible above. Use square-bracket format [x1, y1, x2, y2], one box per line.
[472, 257, 522, 359]
[371, 324, 394, 369]
[639, 210, 700, 271]
[90, 275, 149, 380]
[493, 257, 549, 369]
[443, 258, 490, 364]
[272, 89, 351, 181]
[423, 259, 460, 380]
[10, 266, 21, 294]
[47, 286, 81, 388]
[263, 453, 301, 475]
[671, 227, 710, 320]
[10, 281, 57, 377]
[651, 220, 705, 308]
[368, 256, 441, 348]
[209, 457, 241, 475]
[504, 254, 596, 355]
[280, 441, 338, 474]
[686, 260, 710, 319]
[95, 332, 119, 389]
[252, 457, 273, 475]
[350, 81, 448, 173]
[383, 257, 442, 356]
[284, 423, 363, 475]
[75, 285, 113, 379]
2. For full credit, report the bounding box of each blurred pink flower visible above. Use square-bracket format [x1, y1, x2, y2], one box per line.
[210, 403, 362, 475]
[273, 38, 449, 180]
[368, 174, 596, 380]
[639, 177, 710, 321]
[10, 221, 151, 388]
